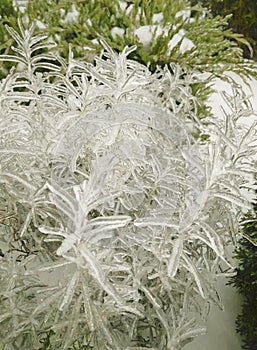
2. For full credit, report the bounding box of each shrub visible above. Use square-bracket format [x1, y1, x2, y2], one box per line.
[194, 3, 257, 347]
[193, 0, 257, 59]
[0, 19, 257, 349]
[229, 208, 257, 350]
[0, 0, 256, 77]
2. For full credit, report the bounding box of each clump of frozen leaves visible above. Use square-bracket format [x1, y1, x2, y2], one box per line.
[0, 22, 256, 349]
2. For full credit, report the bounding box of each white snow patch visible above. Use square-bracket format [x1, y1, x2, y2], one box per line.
[111, 27, 125, 38]
[91, 38, 99, 45]
[36, 20, 47, 30]
[180, 37, 195, 53]
[168, 29, 195, 53]
[175, 9, 191, 20]
[87, 18, 92, 26]
[168, 29, 185, 52]
[135, 26, 153, 46]
[118, 1, 127, 12]
[153, 12, 164, 23]
[62, 4, 79, 24]
[125, 4, 134, 15]
[175, 8, 195, 23]
[13, 0, 28, 13]
[135, 25, 167, 46]
[83, 46, 95, 51]
[60, 8, 65, 17]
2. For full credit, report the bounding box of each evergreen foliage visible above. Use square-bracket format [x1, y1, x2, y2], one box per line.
[0, 0, 256, 78]
[194, 0, 257, 60]
[229, 209, 257, 350]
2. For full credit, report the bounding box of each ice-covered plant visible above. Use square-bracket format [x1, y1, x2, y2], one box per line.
[0, 22, 257, 349]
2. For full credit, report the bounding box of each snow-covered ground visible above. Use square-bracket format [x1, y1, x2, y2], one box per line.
[184, 277, 242, 350]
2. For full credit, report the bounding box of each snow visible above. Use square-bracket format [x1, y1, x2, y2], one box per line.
[61, 4, 79, 24]
[184, 276, 242, 350]
[175, 8, 195, 23]
[175, 9, 191, 20]
[36, 20, 47, 30]
[86, 18, 92, 26]
[168, 30, 185, 51]
[167, 29, 195, 53]
[180, 37, 195, 53]
[111, 27, 125, 39]
[13, 0, 28, 13]
[152, 12, 164, 23]
[134, 26, 154, 46]
[118, 1, 127, 12]
[135, 24, 195, 54]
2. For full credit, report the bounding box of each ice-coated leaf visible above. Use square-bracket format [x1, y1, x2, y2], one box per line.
[213, 192, 253, 210]
[59, 270, 80, 311]
[56, 233, 78, 256]
[134, 217, 179, 229]
[140, 285, 171, 346]
[0, 54, 27, 64]
[63, 294, 82, 348]
[180, 326, 206, 342]
[78, 243, 123, 305]
[0, 312, 12, 324]
[32, 289, 63, 316]
[181, 253, 206, 299]
[195, 220, 224, 256]
[82, 282, 95, 332]
[125, 346, 155, 350]
[167, 238, 184, 277]
[38, 226, 66, 238]
[47, 182, 78, 221]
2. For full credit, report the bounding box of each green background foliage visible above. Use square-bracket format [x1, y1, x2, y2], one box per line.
[193, 0, 257, 59]
[0, 0, 255, 76]
[229, 209, 257, 350]
[0, 0, 256, 125]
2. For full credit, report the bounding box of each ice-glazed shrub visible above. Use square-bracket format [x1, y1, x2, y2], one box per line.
[0, 22, 256, 349]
